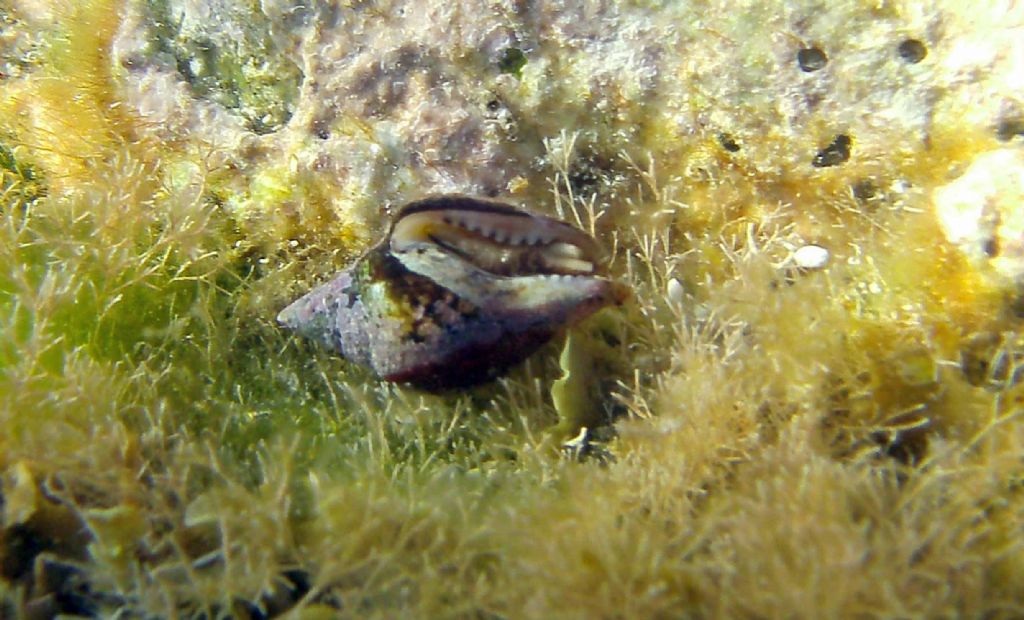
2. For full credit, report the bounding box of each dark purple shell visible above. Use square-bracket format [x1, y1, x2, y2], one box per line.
[278, 196, 627, 390]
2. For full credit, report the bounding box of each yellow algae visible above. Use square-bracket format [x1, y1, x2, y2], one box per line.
[1, 0, 151, 192]
[2, 0, 1024, 617]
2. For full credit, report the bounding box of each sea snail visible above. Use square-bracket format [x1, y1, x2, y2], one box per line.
[277, 195, 629, 390]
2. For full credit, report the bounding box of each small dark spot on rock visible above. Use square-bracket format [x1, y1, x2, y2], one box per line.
[562, 150, 615, 197]
[718, 133, 741, 152]
[983, 236, 999, 258]
[852, 179, 878, 202]
[311, 115, 333, 140]
[498, 47, 527, 76]
[797, 47, 828, 72]
[996, 118, 1024, 141]
[898, 39, 927, 64]
[569, 167, 599, 192]
[812, 134, 851, 168]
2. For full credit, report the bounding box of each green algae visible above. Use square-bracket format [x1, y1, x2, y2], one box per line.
[0, 141, 44, 205]
[497, 47, 527, 77]
[3, 0, 1024, 617]
[143, 0, 303, 134]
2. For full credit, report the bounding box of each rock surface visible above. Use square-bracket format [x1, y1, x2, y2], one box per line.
[934, 148, 1024, 286]
[107, 1, 1024, 241]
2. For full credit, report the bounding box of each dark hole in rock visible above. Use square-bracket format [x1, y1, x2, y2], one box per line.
[797, 47, 828, 72]
[898, 39, 927, 63]
[569, 167, 599, 193]
[996, 118, 1024, 141]
[812, 134, 851, 168]
[718, 133, 741, 152]
[311, 118, 331, 140]
[852, 179, 878, 202]
[564, 148, 616, 197]
[983, 237, 999, 257]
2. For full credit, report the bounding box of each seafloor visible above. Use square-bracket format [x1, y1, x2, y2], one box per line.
[2, 0, 1024, 617]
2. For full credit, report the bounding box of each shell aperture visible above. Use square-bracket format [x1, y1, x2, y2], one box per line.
[277, 195, 628, 390]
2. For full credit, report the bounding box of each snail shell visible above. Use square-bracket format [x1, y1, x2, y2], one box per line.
[277, 195, 628, 390]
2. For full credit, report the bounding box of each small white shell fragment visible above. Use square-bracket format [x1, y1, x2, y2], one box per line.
[793, 244, 830, 270]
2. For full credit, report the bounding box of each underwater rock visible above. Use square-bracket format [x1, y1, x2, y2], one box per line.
[933, 148, 1024, 287]
[117, 0, 304, 135]
[278, 196, 628, 390]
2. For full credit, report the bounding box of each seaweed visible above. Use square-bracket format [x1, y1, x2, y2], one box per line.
[2, 0, 1024, 617]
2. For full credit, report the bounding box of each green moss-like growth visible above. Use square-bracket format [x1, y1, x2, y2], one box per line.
[498, 47, 528, 77]
[0, 141, 44, 204]
[3, 0, 1024, 618]
[144, 0, 303, 134]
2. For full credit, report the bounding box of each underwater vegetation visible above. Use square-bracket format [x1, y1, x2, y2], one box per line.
[2, 0, 1024, 618]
